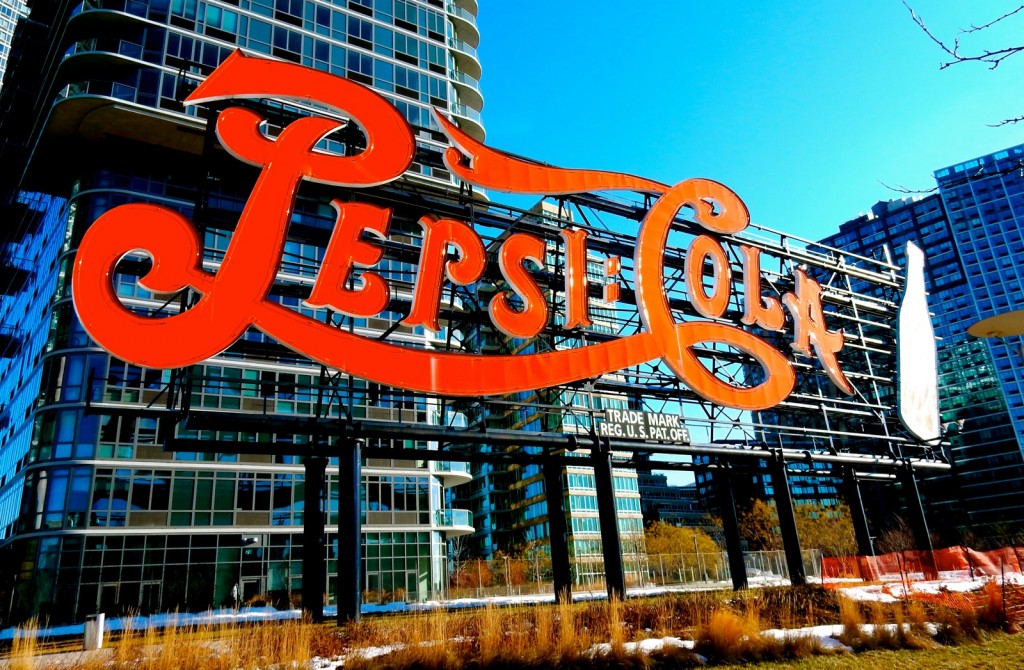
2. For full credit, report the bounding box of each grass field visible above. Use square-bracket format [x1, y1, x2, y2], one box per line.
[762, 632, 1024, 669]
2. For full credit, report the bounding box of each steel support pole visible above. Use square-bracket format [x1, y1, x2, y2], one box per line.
[592, 438, 625, 601]
[338, 439, 362, 624]
[543, 457, 572, 602]
[843, 469, 874, 556]
[302, 456, 327, 622]
[897, 463, 937, 579]
[769, 454, 806, 586]
[716, 466, 748, 590]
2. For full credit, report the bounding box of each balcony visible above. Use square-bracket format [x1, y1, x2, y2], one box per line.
[434, 508, 474, 536]
[450, 69, 483, 112]
[67, 4, 152, 40]
[448, 102, 485, 142]
[451, 0, 478, 15]
[47, 50, 206, 160]
[430, 460, 473, 485]
[448, 38, 481, 80]
[446, 2, 480, 49]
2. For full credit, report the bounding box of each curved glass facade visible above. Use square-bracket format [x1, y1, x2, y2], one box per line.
[0, 0, 482, 624]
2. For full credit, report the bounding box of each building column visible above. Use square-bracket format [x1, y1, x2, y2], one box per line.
[843, 469, 874, 556]
[302, 455, 327, 623]
[715, 465, 748, 590]
[769, 454, 806, 586]
[898, 462, 938, 579]
[543, 455, 572, 602]
[337, 439, 362, 624]
[591, 438, 625, 601]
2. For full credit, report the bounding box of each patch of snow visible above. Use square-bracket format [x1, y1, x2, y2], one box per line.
[761, 624, 852, 652]
[586, 636, 704, 662]
[351, 643, 406, 660]
[312, 656, 344, 670]
[835, 574, 1024, 603]
[836, 585, 901, 603]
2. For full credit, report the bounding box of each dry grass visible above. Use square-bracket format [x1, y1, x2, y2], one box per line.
[694, 604, 835, 664]
[838, 595, 866, 648]
[933, 602, 982, 646]
[18, 616, 320, 670]
[556, 594, 579, 656]
[4, 586, 1014, 669]
[840, 597, 946, 653]
[979, 579, 1007, 628]
[906, 600, 928, 635]
[8, 619, 39, 670]
[695, 607, 765, 662]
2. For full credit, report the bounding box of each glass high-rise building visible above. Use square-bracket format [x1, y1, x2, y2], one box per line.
[820, 144, 1024, 540]
[0, 0, 487, 624]
[0, 1, 27, 89]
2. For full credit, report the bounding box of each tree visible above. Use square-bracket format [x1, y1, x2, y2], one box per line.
[518, 540, 552, 586]
[873, 515, 943, 554]
[904, 1, 1024, 125]
[489, 550, 527, 588]
[448, 535, 470, 588]
[794, 503, 858, 558]
[644, 521, 720, 557]
[702, 514, 726, 549]
[875, 516, 916, 554]
[738, 500, 858, 556]
[644, 521, 723, 580]
[739, 500, 783, 551]
[452, 559, 492, 589]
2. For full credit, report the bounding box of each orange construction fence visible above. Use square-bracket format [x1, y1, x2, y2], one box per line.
[822, 546, 1024, 582]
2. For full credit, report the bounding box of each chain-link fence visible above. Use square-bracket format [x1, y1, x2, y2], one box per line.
[446, 549, 823, 600]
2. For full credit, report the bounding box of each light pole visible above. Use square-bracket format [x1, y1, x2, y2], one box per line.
[693, 533, 704, 582]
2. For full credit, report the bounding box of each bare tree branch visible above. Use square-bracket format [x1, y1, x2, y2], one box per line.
[987, 115, 1024, 127]
[962, 4, 1024, 34]
[878, 180, 938, 195]
[903, 0, 961, 63]
[903, 1, 1024, 70]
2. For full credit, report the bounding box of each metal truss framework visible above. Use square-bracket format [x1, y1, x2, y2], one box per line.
[83, 108, 951, 623]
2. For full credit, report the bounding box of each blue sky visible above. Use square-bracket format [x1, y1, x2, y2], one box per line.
[475, 0, 1024, 241]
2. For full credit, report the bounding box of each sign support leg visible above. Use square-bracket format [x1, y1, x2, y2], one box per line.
[898, 462, 937, 579]
[844, 469, 874, 556]
[769, 454, 806, 586]
[302, 455, 327, 622]
[543, 455, 573, 602]
[716, 465, 748, 590]
[338, 439, 363, 624]
[592, 437, 625, 601]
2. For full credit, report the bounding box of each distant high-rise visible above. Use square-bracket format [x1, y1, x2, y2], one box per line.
[0, 1, 27, 89]
[821, 144, 1024, 540]
[635, 469, 707, 529]
[449, 201, 646, 581]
